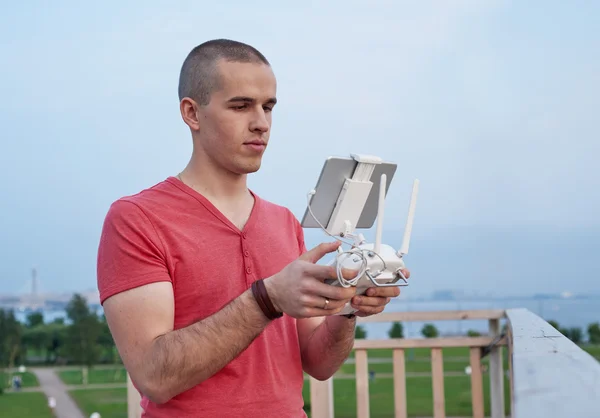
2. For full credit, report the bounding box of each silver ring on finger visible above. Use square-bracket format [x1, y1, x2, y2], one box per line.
[323, 298, 330, 309]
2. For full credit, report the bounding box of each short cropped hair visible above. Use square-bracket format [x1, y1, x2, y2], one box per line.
[178, 39, 270, 105]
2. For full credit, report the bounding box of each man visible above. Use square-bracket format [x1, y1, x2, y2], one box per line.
[97, 39, 409, 417]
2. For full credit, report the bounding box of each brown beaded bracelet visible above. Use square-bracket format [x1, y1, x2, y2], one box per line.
[251, 279, 283, 320]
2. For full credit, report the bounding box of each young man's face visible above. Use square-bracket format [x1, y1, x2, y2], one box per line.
[194, 59, 277, 175]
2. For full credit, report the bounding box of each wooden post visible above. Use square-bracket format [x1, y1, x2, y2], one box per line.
[393, 349, 407, 418]
[469, 347, 484, 418]
[489, 319, 505, 418]
[355, 349, 370, 418]
[431, 348, 445, 418]
[309, 377, 334, 418]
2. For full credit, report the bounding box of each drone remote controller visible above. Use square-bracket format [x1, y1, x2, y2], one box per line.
[305, 154, 420, 316]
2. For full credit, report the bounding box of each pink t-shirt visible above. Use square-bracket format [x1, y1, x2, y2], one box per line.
[97, 177, 307, 417]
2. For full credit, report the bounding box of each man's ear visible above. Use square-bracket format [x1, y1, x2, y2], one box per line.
[180, 98, 201, 131]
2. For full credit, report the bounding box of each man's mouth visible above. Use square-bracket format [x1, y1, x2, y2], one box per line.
[244, 140, 267, 151]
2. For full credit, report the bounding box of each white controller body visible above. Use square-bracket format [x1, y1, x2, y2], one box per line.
[327, 243, 408, 315]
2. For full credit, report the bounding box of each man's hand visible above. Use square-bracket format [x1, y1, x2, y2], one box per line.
[350, 269, 411, 317]
[264, 241, 358, 319]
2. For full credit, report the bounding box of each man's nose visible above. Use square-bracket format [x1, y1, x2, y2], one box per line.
[250, 108, 270, 133]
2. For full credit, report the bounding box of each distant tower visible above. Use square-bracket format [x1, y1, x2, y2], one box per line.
[31, 268, 38, 298]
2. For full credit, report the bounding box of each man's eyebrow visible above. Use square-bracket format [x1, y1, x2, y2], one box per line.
[227, 96, 277, 105]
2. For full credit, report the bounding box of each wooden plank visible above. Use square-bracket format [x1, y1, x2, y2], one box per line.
[488, 319, 505, 418]
[469, 347, 484, 418]
[357, 309, 506, 323]
[309, 377, 334, 418]
[431, 348, 445, 418]
[355, 349, 370, 418]
[507, 308, 600, 418]
[354, 336, 506, 350]
[508, 325, 514, 413]
[127, 373, 142, 418]
[393, 349, 407, 418]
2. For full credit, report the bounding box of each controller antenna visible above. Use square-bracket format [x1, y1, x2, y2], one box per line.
[397, 179, 419, 258]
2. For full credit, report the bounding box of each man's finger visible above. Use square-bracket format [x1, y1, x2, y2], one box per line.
[354, 305, 386, 317]
[352, 295, 390, 307]
[311, 280, 357, 301]
[299, 241, 341, 263]
[303, 264, 360, 284]
[364, 286, 401, 298]
[339, 267, 361, 280]
[303, 263, 337, 280]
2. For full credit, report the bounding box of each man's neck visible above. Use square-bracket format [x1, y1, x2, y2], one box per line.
[178, 154, 250, 203]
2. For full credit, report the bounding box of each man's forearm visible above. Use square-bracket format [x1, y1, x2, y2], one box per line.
[301, 315, 356, 380]
[140, 289, 270, 403]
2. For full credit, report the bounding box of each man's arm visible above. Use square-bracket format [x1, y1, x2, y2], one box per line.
[297, 315, 356, 380]
[297, 279, 408, 380]
[103, 282, 271, 404]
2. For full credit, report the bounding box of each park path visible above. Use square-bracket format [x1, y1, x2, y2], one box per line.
[31, 368, 85, 418]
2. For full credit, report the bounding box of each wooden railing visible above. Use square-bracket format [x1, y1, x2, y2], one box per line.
[309, 310, 507, 418]
[125, 308, 600, 418]
[506, 308, 600, 418]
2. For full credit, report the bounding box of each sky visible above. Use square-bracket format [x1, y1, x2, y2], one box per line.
[0, 1, 599, 298]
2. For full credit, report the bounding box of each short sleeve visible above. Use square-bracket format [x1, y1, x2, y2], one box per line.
[97, 199, 171, 305]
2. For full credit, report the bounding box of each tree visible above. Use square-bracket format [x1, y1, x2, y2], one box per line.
[44, 322, 68, 363]
[563, 327, 583, 344]
[22, 325, 49, 359]
[388, 322, 404, 339]
[64, 294, 102, 368]
[547, 320, 560, 330]
[0, 309, 23, 367]
[467, 330, 481, 337]
[421, 324, 439, 338]
[588, 322, 600, 344]
[98, 314, 119, 364]
[0, 308, 24, 392]
[26, 312, 44, 328]
[355, 325, 367, 339]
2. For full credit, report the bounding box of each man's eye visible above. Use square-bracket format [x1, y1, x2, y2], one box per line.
[263, 106, 273, 112]
[232, 105, 247, 110]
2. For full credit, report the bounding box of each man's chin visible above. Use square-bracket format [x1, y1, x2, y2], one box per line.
[243, 164, 261, 174]
[235, 159, 262, 175]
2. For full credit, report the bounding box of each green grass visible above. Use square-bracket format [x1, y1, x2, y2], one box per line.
[59, 368, 126, 385]
[348, 347, 471, 359]
[65, 374, 511, 418]
[70, 388, 127, 418]
[57, 346, 599, 417]
[582, 344, 600, 359]
[0, 392, 55, 418]
[1, 371, 39, 388]
[340, 359, 474, 374]
[303, 375, 511, 418]
[342, 347, 500, 375]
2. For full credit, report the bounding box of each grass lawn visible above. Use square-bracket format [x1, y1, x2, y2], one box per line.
[582, 344, 600, 359]
[59, 367, 126, 385]
[60, 346, 598, 417]
[70, 387, 127, 418]
[302, 375, 511, 418]
[57, 348, 492, 385]
[1, 371, 40, 388]
[0, 392, 55, 418]
[347, 347, 472, 358]
[67, 374, 511, 418]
